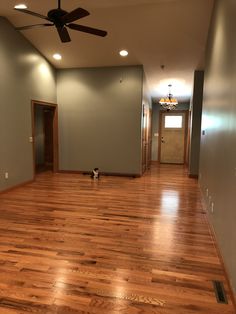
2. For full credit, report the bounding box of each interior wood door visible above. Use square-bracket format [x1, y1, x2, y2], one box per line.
[142, 105, 152, 173]
[159, 111, 188, 164]
[142, 106, 148, 173]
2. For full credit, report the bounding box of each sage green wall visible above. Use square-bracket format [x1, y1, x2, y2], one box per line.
[57, 66, 143, 175]
[189, 70, 204, 176]
[151, 103, 160, 161]
[0, 17, 56, 192]
[199, 0, 236, 292]
[142, 75, 152, 109]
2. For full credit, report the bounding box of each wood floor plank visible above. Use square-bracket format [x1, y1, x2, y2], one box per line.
[0, 164, 235, 313]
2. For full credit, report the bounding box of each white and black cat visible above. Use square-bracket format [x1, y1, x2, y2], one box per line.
[91, 168, 100, 179]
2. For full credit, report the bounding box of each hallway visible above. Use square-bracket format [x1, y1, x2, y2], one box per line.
[0, 164, 235, 313]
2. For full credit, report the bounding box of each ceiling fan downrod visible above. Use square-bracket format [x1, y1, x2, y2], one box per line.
[58, 0, 61, 9]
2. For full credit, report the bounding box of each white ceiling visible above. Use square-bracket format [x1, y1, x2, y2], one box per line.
[0, 0, 214, 103]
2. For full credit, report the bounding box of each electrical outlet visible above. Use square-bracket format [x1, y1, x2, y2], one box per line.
[211, 202, 214, 213]
[5, 172, 8, 179]
[209, 195, 211, 202]
[208, 195, 212, 211]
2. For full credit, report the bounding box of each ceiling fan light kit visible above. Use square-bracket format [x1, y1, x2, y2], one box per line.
[14, 0, 108, 43]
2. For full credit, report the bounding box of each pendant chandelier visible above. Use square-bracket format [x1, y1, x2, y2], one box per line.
[159, 84, 178, 110]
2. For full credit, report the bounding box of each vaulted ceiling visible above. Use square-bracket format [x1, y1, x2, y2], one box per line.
[0, 0, 214, 103]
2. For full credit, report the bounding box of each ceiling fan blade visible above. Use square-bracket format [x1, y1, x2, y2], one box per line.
[16, 23, 54, 31]
[57, 27, 71, 43]
[62, 8, 90, 24]
[68, 23, 107, 37]
[14, 8, 49, 21]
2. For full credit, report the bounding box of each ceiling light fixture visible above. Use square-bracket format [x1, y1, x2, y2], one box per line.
[119, 50, 128, 57]
[159, 84, 178, 111]
[53, 53, 62, 60]
[14, 4, 27, 9]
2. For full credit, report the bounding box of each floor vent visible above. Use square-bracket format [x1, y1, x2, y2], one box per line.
[212, 280, 228, 304]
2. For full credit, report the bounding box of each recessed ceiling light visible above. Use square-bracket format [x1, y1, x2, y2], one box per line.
[119, 50, 128, 57]
[14, 4, 27, 9]
[53, 53, 62, 60]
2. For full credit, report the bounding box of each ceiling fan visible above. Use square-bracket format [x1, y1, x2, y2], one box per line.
[14, 0, 108, 43]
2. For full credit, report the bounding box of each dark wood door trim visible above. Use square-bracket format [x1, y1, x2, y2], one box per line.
[31, 100, 59, 178]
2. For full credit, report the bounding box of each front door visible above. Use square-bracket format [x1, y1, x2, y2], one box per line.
[159, 111, 188, 164]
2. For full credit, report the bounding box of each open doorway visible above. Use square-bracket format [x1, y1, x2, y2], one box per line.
[32, 100, 58, 175]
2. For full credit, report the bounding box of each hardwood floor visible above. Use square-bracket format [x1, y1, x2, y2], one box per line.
[0, 164, 235, 314]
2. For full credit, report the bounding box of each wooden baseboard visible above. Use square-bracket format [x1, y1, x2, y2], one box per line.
[0, 179, 34, 194]
[58, 170, 141, 178]
[201, 195, 236, 310]
[189, 174, 198, 179]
